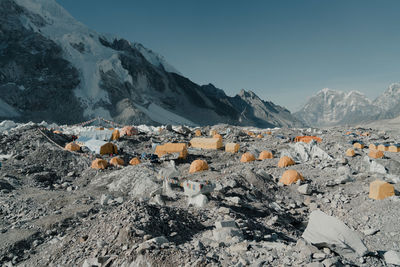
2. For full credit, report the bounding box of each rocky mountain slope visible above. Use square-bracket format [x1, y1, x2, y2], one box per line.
[0, 0, 302, 128]
[0, 122, 399, 266]
[295, 84, 400, 127]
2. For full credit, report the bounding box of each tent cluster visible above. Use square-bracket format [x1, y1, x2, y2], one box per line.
[294, 136, 322, 143]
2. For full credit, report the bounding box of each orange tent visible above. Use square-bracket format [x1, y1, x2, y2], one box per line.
[91, 159, 108, 170]
[258, 151, 273, 160]
[345, 148, 355, 157]
[368, 150, 384, 159]
[294, 136, 322, 143]
[213, 134, 223, 141]
[65, 142, 80, 152]
[111, 129, 120, 141]
[280, 170, 304, 185]
[189, 159, 209, 173]
[129, 157, 141, 165]
[110, 157, 124, 166]
[278, 156, 295, 168]
[240, 152, 256, 163]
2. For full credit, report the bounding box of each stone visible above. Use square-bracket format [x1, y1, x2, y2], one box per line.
[189, 138, 223, 150]
[306, 262, 324, 267]
[155, 143, 188, 159]
[369, 180, 395, 200]
[298, 184, 312, 195]
[312, 252, 326, 259]
[188, 194, 208, 207]
[369, 160, 387, 174]
[215, 221, 237, 229]
[362, 228, 379, 236]
[225, 196, 241, 204]
[384, 250, 400, 265]
[225, 143, 240, 153]
[147, 236, 169, 246]
[302, 210, 368, 259]
[150, 194, 165, 206]
[100, 194, 112, 206]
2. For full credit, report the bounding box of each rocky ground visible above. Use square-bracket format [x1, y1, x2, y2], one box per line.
[0, 121, 399, 266]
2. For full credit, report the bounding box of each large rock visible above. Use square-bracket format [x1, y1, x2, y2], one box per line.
[302, 210, 368, 259]
[384, 250, 400, 265]
[281, 142, 332, 163]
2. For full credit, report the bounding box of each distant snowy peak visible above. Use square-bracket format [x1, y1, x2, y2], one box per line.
[375, 83, 400, 116]
[295, 88, 379, 127]
[133, 43, 181, 74]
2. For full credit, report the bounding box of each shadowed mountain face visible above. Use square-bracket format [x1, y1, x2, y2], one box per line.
[295, 85, 400, 127]
[0, 0, 303, 128]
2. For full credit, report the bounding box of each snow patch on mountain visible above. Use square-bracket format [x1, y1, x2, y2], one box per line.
[135, 103, 195, 126]
[133, 43, 181, 74]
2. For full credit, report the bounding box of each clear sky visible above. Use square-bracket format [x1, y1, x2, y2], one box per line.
[57, 0, 400, 112]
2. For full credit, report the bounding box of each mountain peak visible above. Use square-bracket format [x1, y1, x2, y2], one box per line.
[238, 89, 258, 99]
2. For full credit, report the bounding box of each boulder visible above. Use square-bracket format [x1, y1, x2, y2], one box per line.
[384, 250, 400, 265]
[188, 194, 208, 207]
[298, 184, 312, 195]
[302, 210, 368, 260]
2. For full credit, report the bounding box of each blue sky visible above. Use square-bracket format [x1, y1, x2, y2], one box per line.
[57, 0, 400, 111]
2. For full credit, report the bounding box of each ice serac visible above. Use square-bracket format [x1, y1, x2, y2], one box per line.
[0, 0, 301, 128]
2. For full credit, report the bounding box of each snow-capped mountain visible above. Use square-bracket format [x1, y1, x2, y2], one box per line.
[374, 83, 400, 117]
[0, 0, 302, 127]
[294, 88, 379, 127]
[295, 84, 400, 127]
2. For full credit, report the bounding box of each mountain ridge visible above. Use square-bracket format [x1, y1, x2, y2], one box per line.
[0, 0, 303, 128]
[295, 84, 400, 127]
